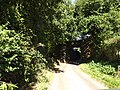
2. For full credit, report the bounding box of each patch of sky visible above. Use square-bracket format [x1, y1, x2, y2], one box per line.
[71, 0, 76, 4]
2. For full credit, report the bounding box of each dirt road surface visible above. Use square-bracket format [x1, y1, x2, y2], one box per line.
[48, 63, 108, 90]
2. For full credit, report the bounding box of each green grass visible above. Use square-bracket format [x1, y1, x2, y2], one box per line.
[80, 61, 120, 88]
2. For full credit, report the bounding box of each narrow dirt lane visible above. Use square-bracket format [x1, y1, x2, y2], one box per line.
[48, 63, 108, 90]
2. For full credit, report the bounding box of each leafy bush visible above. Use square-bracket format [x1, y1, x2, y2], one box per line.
[0, 25, 46, 89]
[80, 61, 120, 88]
[101, 65, 116, 75]
[0, 81, 18, 90]
[89, 61, 116, 75]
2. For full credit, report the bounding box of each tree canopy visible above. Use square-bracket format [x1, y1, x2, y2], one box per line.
[0, 0, 120, 89]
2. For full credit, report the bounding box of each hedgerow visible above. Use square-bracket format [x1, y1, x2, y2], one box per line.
[0, 25, 46, 89]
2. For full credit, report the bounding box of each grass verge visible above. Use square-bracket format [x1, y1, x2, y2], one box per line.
[80, 61, 120, 88]
[32, 69, 54, 90]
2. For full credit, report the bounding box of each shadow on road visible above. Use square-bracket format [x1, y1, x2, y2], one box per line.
[53, 67, 64, 73]
[67, 61, 81, 65]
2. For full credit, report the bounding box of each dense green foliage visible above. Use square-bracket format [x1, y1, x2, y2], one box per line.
[89, 61, 116, 75]
[53, 1, 77, 42]
[0, 81, 18, 90]
[80, 61, 120, 88]
[77, 1, 120, 87]
[0, 0, 120, 89]
[0, 0, 63, 51]
[0, 0, 63, 89]
[0, 26, 46, 89]
[75, 0, 120, 60]
[101, 36, 120, 61]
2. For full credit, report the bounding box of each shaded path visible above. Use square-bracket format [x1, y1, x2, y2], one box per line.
[48, 63, 108, 90]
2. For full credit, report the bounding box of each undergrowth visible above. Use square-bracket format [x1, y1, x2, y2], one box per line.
[80, 61, 120, 88]
[0, 24, 48, 89]
[32, 70, 54, 90]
